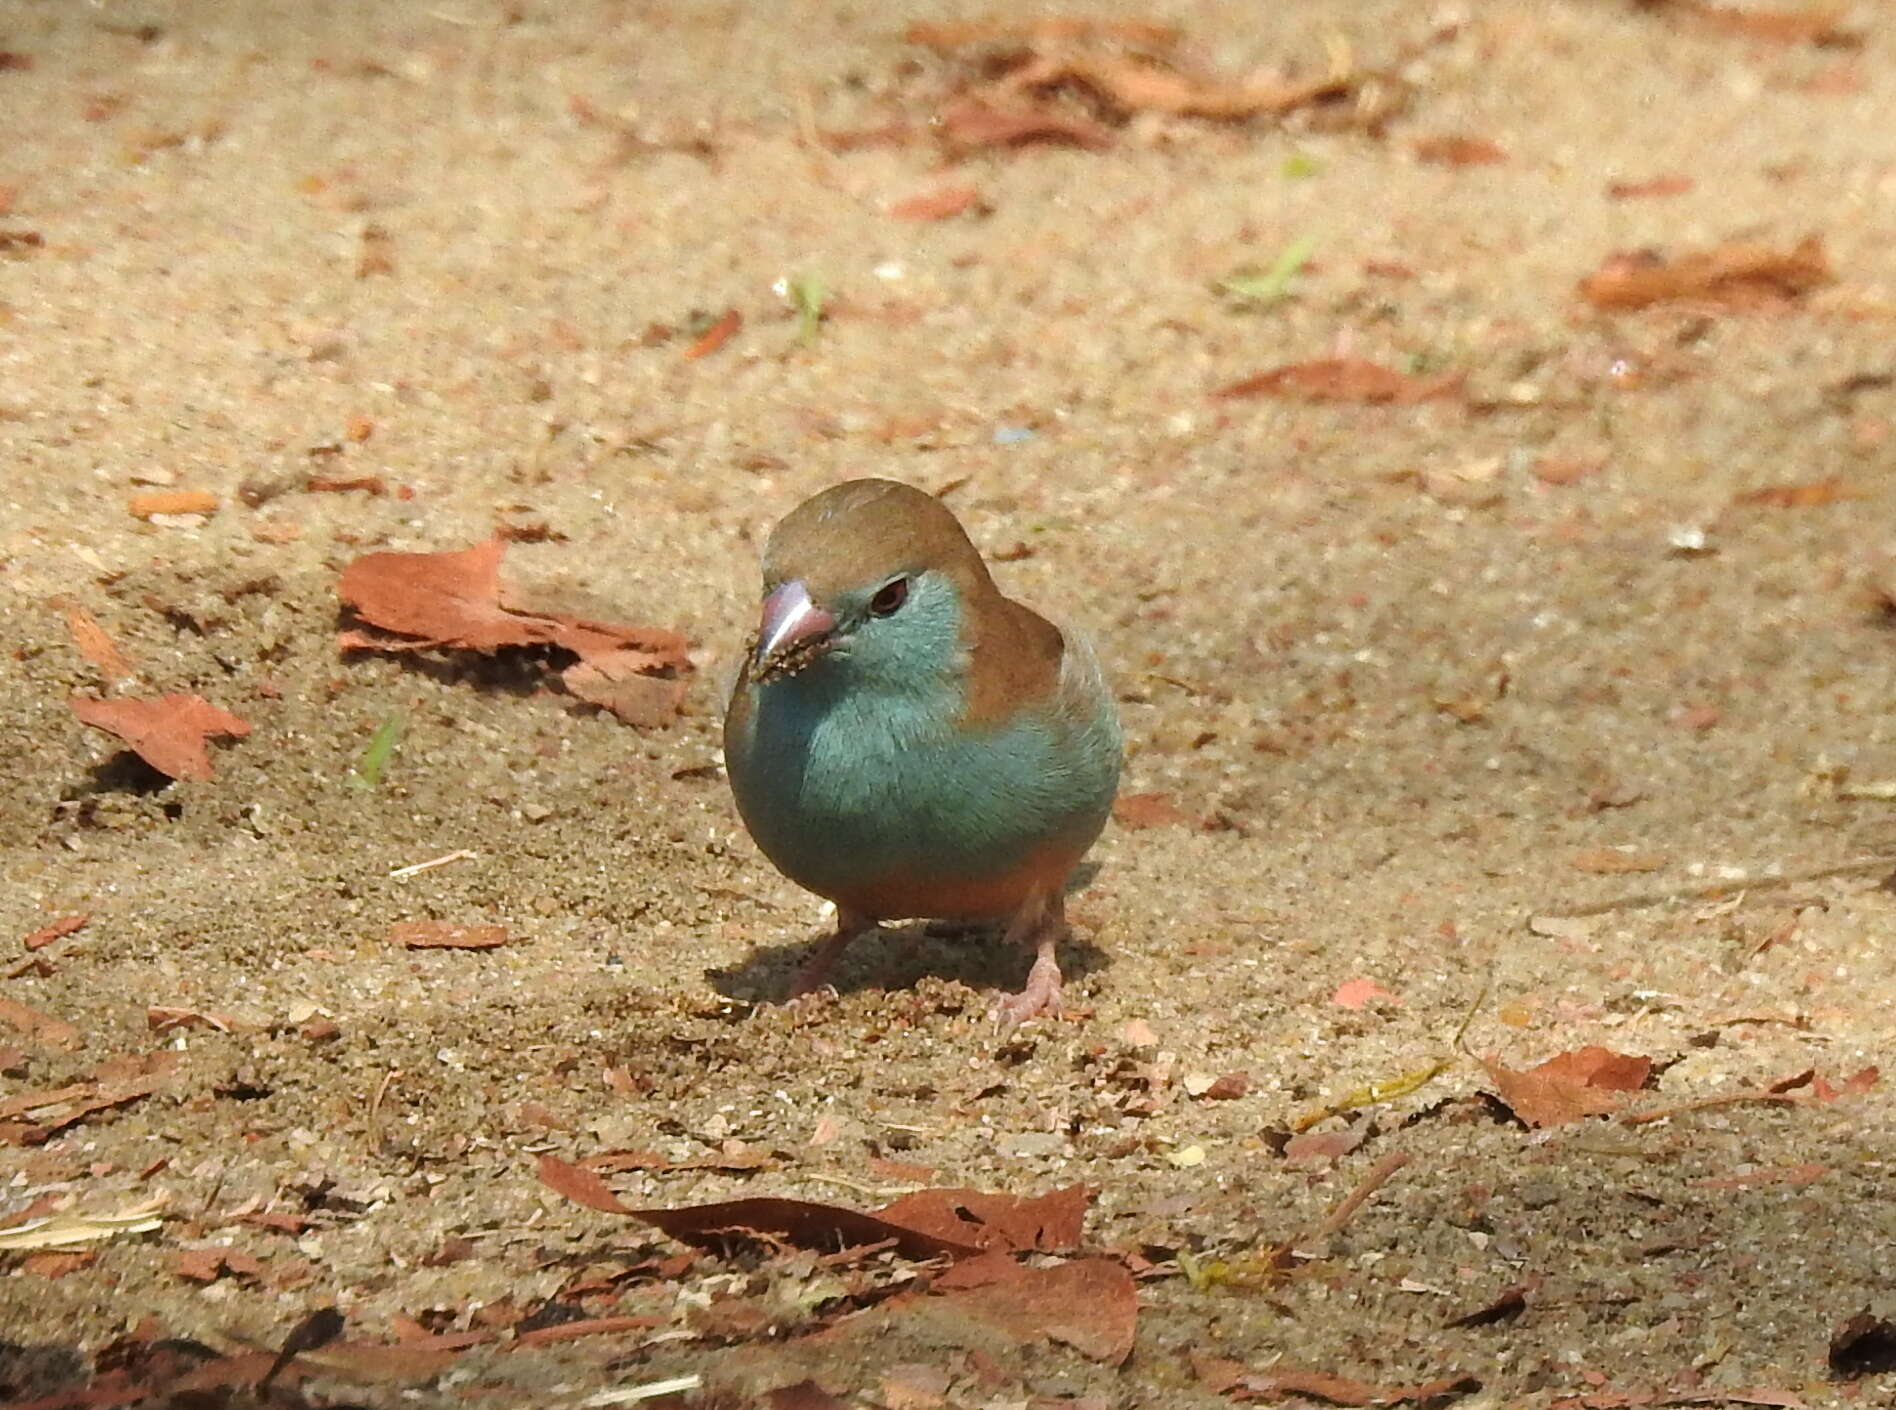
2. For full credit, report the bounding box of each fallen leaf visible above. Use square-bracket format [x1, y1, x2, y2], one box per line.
[1735, 478, 1863, 508]
[582, 1144, 778, 1174]
[888, 183, 986, 222]
[174, 1246, 263, 1283]
[1830, 1310, 1896, 1378]
[66, 607, 133, 680]
[535, 1156, 989, 1260]
[0, 995, 83, 1050]
[1283, 1126, 1366, 1166]
[684, 308, 741, 360]
[1215, 1365, 1480, 1405]
[147, 1005, 246, 1033]
[1809, 1065, 1878, 1102]
[1577, 235, 1832, 311]
[22, 913, 89, 951]
[1113, 792, 1191, 828]
[1444, 1281, 1533, 1328]
[1411, 135, 1506, 166]
[998, 49, 1389, 124]
[20, 1250, 96, 1278]
[1331, 978, 1398, 1010]
[1607, 173, 1694, 199]
[929, 1250, 1137, 1363]
[336, 538, 691, 721]
[70, 693, 252, 781]
[389, 921, 509, 951]
[128, 489, 218, 519]
[937, 97, 1116, 151]
[1569, 848, 1669, 874]
[307, 473, 388, 495]
[561, 653, 689, 727]
[1676, 1, 1858, 46]
[1482, 1046, 1652, 1128]
[512, 1314, 663, 1347]
[876, 1184, 1090, 1253]
[1213, 358, 1463, 405]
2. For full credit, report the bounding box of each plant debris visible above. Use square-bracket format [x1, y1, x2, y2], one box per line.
[389, 921, 510, 950]
[1482, 1045, 1652, 1127]
[0, 1196, 167, 1251]
[336, 537, 692, 725]
[1577, 235, 1832, 310]
[1212, 358, 1463, 404]
[70, 693, 253, 780]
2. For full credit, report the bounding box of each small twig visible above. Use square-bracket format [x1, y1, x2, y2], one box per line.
[1544, 855, 1896, 919]
[389, 848, 476, 878]
[1307, 1151, 1412, 1243]
[1620, 1091, 1801, 1126]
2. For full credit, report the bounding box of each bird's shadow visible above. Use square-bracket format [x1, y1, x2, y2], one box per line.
[708, 863, 1111, 1007]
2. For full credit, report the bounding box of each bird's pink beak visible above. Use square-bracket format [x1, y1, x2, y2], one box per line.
[752, 579, 837, 679]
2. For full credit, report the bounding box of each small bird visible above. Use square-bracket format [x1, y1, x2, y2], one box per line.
[723, 479, 1121, 1025]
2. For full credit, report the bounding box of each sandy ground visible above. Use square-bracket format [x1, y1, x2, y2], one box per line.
[3, 2, 1896, 1407]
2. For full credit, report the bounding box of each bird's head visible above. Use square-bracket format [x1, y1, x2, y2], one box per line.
[745, 479, 993, 694]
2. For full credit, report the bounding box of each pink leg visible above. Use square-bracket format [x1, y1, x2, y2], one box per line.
[785, 907, 875, 1001]
[993, 892, 1066, 1030]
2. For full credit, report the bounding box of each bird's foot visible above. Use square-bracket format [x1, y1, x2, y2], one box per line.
[779, 911, 874, 1006]
[993, 949, 1064, 1031]
[780, 982, 839, 1017]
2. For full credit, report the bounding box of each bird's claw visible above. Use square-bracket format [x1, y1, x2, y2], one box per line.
[992, 953, 1064, 1031]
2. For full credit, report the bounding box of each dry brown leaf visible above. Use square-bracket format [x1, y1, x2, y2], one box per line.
[1569, 848, 1669, 874]
[511, 1315, 664, 1348]
[147, 1005, 246, 1033]
[1284, 1126, 1366, 1166]
[1735, 477, 1863, 508]
[1677, 1, 1858, 46]
[561, 653, 689, 727]
[1607, 173, 1694, 199]
[888, 183, 986, 222]
[1411, 134, 1506, 166]
[537, 1157, 1078, 1262]
[928, 1251, 1137, 1363]
[1577, 235, 1832, 311]
[1213, 358, 1463, 405]
[936, 96, 1115, 151]
[307, 473, 388, 495]
[1113, 791, 1191, 828]
[20, 1250, 96, 1278]
[876, 1184, 1090, 1254]
[1483, 1045, 1652, 1128]
[336, 539, 691, 722]
[684, 308, 741, 360]
[0, 995, 82, 1050]
[389, 921, 509, 951]
[69, 693, 252, 781]
[22, 913, 89, 952]
[1209, 1361, 1480, 1405]
[66, 607, 133, 680]
[128, 489, 218, 519]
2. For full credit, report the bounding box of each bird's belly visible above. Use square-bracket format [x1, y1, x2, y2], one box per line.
[729, 695, 1112, 920]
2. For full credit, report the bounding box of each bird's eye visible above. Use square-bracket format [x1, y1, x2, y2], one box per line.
[868, 576, 910, 617]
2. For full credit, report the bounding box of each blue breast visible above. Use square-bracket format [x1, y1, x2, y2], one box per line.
[727, 666, 1117, 909]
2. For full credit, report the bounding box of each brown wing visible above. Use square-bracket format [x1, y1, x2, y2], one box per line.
[960, 592, 1065, 728]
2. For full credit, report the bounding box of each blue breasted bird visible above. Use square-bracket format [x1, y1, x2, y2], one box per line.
[723, 478, 1122, 1026]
